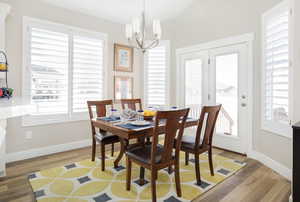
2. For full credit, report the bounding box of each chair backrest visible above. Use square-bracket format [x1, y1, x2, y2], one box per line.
[121, 99, 142, 111]
[87, 100, 113, 135]
[194, 105, 222, 149]
[87, 100, 113, 120]
[151, 108, 190, 165]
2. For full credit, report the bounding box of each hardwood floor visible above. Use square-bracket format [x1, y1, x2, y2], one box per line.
[0, 145, 291, 202]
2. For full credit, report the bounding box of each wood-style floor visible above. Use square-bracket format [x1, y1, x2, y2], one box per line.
[0, 146, 291, 202]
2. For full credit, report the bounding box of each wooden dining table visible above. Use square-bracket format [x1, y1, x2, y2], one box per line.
[91, 117, 199, 184]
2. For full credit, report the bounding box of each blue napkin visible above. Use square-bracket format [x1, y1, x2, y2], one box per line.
[97, 116, 120, 122]
[116, 123, 152, 130]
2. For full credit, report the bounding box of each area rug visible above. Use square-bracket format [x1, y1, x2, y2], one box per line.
[28, 152, 246, 202]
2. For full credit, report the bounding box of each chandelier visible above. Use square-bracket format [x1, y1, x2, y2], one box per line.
[125, 0, 162, 53]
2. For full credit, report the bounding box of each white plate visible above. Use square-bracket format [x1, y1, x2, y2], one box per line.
[129, 120, 151, 126]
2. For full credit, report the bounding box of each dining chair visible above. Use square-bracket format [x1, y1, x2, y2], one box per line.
[125, 108, 190, 202]
[120, 98, 143, 111]
[87, 100, 120, 171]
[179, 105, 221, 185]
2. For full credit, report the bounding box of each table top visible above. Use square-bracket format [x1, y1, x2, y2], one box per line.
[92, 117, 199, 139]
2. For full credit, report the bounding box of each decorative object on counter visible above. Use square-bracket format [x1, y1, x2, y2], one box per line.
[114, 76, 133, 100]
[0, 51, 8, 72]
[0, 88, 13, 99]
[0, 51, 13, 99]
[0, 51, 9, 89]
[114, 44, 133, 72]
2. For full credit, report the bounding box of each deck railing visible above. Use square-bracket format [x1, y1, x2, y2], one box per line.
[187, 104, 234, 136]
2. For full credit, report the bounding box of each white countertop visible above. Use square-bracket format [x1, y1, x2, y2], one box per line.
[0, 97, 36, 119]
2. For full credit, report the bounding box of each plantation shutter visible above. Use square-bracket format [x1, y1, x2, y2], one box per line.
[263, 2, 289, 124]
[29, 27, 69, 115]
[72, 35, 104, 112]
[262, 1, 291, 136]
[145, 42, 169, 106]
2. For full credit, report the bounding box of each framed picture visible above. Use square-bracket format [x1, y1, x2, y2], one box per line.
[114, 76, 133, 100]
[114, 44, 133, 72]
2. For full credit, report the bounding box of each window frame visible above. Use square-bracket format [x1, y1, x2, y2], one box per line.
[22, 17, 108, 126]
[261, 0, 292, 138]
[144, 40, 171, 107]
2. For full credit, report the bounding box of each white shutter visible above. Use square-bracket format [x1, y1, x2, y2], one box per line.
[145, 42, 169, 106]
[29, 27, 69, 115]
[72, 35, 104, 112]
[262, 1, 291, 136]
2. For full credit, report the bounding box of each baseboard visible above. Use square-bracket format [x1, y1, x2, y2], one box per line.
[6, 139, 91, 163]
[248, 150, 292, 181]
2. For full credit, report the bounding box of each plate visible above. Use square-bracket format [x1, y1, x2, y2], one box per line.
[129, 120, 151, 126]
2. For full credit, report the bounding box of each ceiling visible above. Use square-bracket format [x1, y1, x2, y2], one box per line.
[41, 0, 195, 24]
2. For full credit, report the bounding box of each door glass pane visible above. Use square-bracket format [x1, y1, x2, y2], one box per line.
[185, 59, 202, 118]
[216, 53, 238, 136]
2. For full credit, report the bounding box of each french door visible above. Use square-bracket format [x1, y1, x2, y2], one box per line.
[178, 43, 250, 154]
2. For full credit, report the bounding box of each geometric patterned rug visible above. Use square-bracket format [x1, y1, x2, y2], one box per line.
[28, 152, 246, 202]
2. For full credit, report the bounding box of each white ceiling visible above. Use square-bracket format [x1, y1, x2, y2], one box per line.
[41, 0, 195, 24]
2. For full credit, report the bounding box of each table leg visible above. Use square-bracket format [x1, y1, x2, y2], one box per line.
[137, 166, 147, 185]
[114, 138, 127, 168]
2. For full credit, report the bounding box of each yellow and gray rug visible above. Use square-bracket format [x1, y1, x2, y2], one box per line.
[28, 152, 246, 202]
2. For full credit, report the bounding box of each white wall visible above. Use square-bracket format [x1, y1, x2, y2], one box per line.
[165, 0, 292, 169]
[0, 0, 143, 153]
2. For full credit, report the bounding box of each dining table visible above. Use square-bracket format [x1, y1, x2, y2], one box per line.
[91, 116, 199, 185]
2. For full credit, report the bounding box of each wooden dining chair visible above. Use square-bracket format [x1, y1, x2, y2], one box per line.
[125, 108, 190, 202]
[87, 100, 120, 171]
[120, 98, 143, 111]
[180, 105, 221, 185]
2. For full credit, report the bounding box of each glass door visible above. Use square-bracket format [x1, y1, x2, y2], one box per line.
[209, 43, 249, 154]
[177, 51, 209, 118]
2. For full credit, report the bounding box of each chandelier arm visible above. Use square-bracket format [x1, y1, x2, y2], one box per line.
[144, 39, 159, 50]
[134, 33, 143, 49]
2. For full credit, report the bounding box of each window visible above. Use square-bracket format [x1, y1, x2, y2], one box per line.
[23, 17, 107, 126]
[144, 41, 170, 106]
[262, 1, 291, 137]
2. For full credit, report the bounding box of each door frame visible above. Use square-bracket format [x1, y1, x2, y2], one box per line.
[176, 33, 254, 155]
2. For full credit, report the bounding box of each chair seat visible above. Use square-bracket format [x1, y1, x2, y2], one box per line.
[95, 131, 119, 143]
[126, 144, 174, 164]
[178, 135, 209, 152]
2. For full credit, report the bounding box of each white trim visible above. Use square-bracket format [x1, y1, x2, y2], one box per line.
[176, 33, 254, 55]
[6, 139, 91, 163]
[248, 150, 292, 180]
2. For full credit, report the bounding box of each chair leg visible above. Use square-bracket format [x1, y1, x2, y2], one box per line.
[91, 137, 96, 161]
[195, 154, 201, 185]
[151, 169, 157, 202]
[168, 165, 172, 174]
[174, 161, 182, 197]
[185, 152, 189, 165]
[126, 157, 132, 191]
[101, 143, 105, 171]
[111, 143, 114, 157]
[208, 148, 214, 176]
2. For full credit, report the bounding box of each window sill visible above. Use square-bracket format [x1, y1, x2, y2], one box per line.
[22, 113, 89, 127]
[262, 121, 292, 139]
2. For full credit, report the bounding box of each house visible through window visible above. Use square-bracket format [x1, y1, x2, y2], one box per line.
[262, 1, 291, 136]
[23, 17, 106, 126]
